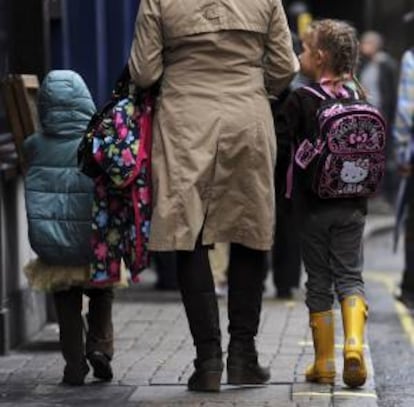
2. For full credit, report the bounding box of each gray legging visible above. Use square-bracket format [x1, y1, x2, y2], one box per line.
[300, 205, 366, 313]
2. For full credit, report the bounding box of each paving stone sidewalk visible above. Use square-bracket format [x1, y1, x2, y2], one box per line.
[0, 294, 378, 407]
[0, 215, 390, 406]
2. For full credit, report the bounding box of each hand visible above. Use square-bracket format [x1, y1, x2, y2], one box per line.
[398, 164, 412, 177]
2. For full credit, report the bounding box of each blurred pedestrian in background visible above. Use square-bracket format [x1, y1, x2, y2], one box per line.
[23, 70, 114, 386]
[359, 31, 397, 125]
[209, 243, 230, 297]
[276, 19, 373, 388]
[270, 1, 311, 299]
[393, 10, 414, 309]
[152, 252, 178, 291]
[358, 31, 399, 207]
[129, 0, 298, 392]
[285, 1, 312, 54]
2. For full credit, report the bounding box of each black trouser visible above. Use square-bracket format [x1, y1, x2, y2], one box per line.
[176, 240, 267, 360]
[153, 251, 178, 289]
[272, 194, 301, 293]
[227, 244, 268, 347]
[271, 157, 302, 294]
[53, 287, 114, 368]
[401, 176, 414, 297]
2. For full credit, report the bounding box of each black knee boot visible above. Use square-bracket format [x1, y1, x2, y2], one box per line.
[227, 244, 270, 385]
[227, 292, 270, 384]
[53, 288, 89, 385]
[177, 242, 223, 392]
[181, 293, 223, 392]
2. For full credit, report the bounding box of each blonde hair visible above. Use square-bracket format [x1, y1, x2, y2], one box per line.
[302, 19, 360, 78]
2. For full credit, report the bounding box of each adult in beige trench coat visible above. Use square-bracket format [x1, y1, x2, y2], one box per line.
[129, 0, 299, 392]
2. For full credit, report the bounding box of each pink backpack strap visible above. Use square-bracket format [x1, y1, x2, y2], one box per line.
[285, 143, 295, 199]
[302, 86, 328, 100]
[344, 85, 361, 100]
[305, 81, 360, 100]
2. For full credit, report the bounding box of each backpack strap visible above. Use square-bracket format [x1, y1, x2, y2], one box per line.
[285, 143, 295, 199]
[305, 79, 362, 100]
[343, 84, 361, 100]
[302, 85, 328, 100]
[285, 84, 328, 199]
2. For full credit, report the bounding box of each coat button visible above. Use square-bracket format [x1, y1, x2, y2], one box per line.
[204, 5, 220, 20]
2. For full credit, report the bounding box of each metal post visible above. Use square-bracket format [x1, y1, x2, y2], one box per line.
[42, 0, 52, 74]
[0, 0, 11, 356]
[9, 0, 49, 78]
[95, 0, 107, 105]
[0, 174, 10, 355]
[123, 0, 137, 60]
[61, 0, 71, 68]
[364, 0, 375, 30]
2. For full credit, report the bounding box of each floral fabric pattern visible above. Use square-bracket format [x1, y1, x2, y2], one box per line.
[89, 91, 153, 285]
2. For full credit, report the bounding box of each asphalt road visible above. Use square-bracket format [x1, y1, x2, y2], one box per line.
[365, 230, 414, 407]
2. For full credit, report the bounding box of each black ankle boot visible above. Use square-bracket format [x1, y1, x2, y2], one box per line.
[188, 357, 224, 392]
[87, 351, 113, 381]
[62, 359, 90, 386]
[227, 341, 270, 385]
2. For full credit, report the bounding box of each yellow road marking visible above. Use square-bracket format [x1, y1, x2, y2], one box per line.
[366, 271, 414, 347]
[292, 271, 408, 402]
[394, 301, 414, 347]
[293, 391, 377, 399]
[298, 341, 368, 349]
[334, 391, 377, 398]
[366, 272, 395, 291]
[293, 392, 331, 397]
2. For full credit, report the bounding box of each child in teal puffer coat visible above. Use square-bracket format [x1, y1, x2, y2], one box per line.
[23, 70, 114, 386]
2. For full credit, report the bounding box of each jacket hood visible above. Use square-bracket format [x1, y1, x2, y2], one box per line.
[38, 70, 96, 137]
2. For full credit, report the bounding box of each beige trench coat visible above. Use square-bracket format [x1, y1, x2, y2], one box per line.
[129, 0, 299, 251]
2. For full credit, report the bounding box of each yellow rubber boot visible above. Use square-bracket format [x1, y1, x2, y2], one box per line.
[305, 310, 336, 384]
[341, 295, 368, 388]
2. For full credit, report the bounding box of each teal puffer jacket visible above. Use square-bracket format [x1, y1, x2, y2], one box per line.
[24, 70, 96, 266]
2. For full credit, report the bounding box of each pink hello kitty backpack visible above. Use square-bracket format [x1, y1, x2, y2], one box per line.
[294, 85, 386, 199]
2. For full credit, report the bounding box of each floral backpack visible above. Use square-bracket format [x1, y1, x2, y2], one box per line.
[294, 84, 386, 199]
[78, 67, 154, 284]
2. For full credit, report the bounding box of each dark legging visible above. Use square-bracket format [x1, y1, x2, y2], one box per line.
[227, 244, 267, 343]
[176, 240, 215, 295]
[177, 241, 267, 295]
[228, 243, 267, 294]
[176, 240, 267, 352]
